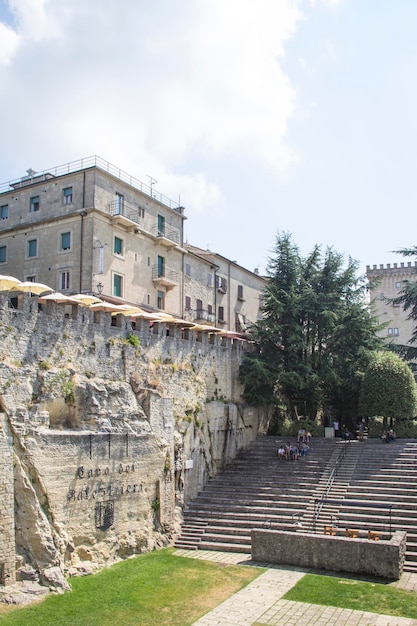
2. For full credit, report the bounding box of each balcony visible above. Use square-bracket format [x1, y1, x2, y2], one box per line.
[109, 200, 145, 232]
[151, 223, 181, 249]
[193, 309, 216, 324]
[152, 265, 179, 290]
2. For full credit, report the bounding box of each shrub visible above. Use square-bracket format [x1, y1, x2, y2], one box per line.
[393, 419, 417, 438]
[126, 333, 140, 348]
[279, 418, 324, 438]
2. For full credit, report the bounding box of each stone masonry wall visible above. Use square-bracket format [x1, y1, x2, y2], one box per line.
[252, 529, 407, 580]
[0, 413, 15, 585]
[0, 294, 264, 588]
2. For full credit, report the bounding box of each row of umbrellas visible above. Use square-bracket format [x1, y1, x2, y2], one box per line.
[0, 274, 239, 335]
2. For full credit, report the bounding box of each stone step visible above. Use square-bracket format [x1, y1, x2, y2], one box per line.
[177, 436, 417, 572]
[198, 541, 251, 554]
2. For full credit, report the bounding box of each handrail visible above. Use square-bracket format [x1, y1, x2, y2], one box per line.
[312, 441, 347, 532]
[0, 155, 183, 212]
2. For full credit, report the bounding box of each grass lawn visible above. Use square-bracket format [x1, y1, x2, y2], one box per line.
[282, 572, 417, 620]
[0, 549, 262, 626]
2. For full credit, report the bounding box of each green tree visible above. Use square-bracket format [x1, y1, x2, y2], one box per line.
[359, 351, 417, 426]
[240, 232, 383, 428]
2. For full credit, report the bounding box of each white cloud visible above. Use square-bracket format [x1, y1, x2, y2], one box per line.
[0, 22, 19, 64]
[0, 0, 303, 207]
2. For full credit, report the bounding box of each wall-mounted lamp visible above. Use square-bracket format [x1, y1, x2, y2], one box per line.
[97, 282, 104, 295]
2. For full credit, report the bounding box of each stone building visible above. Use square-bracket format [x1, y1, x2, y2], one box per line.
[0, 156, 265, 331]
[184, 244, 265, 333]
[366, 262, 417, 346]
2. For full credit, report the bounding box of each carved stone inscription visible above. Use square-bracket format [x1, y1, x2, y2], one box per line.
[67, 463, 140, 502]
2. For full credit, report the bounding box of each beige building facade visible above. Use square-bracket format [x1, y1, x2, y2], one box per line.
[0, 157, 265, 331]
[367, 261, 417, 346]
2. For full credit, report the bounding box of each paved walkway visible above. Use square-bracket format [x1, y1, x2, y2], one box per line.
[174, 550, 417, 626]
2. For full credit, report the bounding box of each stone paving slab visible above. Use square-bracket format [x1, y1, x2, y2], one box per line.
[174, 550, 417, 626]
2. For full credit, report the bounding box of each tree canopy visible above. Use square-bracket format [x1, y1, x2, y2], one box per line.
[359, 350, 417, 424]
[240, 232, 383, 428]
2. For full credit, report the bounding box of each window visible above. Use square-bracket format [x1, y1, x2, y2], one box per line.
[0, 245, 6, 263]
[27, 239, 38, 258]
[218, 305, 224, 321]
[63, 187, 73, 204]
[157, 214, 165, 236]
[25, 275, 36, 282]
[196, 299, 203, 314]
[237, 285, 244, 300]
[59, 271, 70, 290]
[185, 263, 191, 277]
[157, 290, 165, 309]
[113, 274, 123, 297]
[185, 296, 191, 309]
[216, 275, 227, 293]
[394, 327, 399, 336]
[60, 232, 71, 251]
[379, 292, 385, 300]
[138, 206, 145, 219]
[207, 273, 213, 287]
[395, 281, 401, 289]
[207, 304, 213, 315]
[157, 255, 164, 277]
[114, 236, 123, 255]
[115, 193, 124, 215]
[0, 204, 8, 220]
[388, 328, 393, 336]
[29, 196, 40, 212]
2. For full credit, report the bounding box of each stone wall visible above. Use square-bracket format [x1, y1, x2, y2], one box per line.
[251, 529, 407, 580]
[0, 295, 264, 588]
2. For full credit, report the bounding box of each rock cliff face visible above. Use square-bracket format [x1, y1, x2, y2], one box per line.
[0, 295, 264, 590]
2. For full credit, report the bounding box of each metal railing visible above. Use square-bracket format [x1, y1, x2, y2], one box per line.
[312, 441, 348, 531]
[108, 199, 145, 224]
[192, 309, 216, 324]
[151, 223, 181, 245]
[0, 155, 184, 212]
[152, 265, 179, 283]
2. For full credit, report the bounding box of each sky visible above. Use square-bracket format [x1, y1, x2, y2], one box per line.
[0, 0, 416, 278]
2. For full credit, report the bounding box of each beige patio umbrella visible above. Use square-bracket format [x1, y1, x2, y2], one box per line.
[110, 304, 144, 316]
[88, 302, 128, 313]
[192, 324, 222, 333]
[0, 275, 21, 291]
[38, 292, 81, 304]
[130, 310, 165, 321]
[168, 318, 197, 328]
[11, 281, 53, 295]
[72, 294, 103, 306]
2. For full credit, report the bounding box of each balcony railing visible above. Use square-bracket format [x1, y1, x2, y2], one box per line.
[152, 265, 179, 288]
[108, 199, 145, 225]
[0, 155, 185, 213]
[193, 309, 216, 324]
[151, 223, 180, 246]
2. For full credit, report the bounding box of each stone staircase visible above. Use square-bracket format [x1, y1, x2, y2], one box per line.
[175, 436, 417, 572]
[299, 439, 362, 532]
[175, 435, 338, 553]
[333, 439, 417, 573]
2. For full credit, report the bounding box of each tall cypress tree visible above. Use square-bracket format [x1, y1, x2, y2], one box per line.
[240, 232, 383, 427]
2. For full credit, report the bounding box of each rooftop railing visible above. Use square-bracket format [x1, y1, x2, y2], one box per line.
[0, 155, 184, 213]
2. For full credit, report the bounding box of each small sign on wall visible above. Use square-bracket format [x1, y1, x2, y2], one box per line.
[185, 459, 194, 470]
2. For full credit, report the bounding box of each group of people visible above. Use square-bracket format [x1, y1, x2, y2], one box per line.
[276, 440, 310, 461]
[381, 428, 396, 443]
